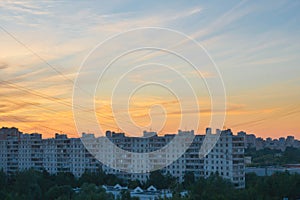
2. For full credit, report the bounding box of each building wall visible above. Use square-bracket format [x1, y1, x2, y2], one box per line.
[0, 127, 245, 188]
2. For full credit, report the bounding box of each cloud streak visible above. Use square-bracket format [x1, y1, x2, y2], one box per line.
[0, 1, 299, 138]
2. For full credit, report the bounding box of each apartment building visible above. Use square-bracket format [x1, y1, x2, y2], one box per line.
[43, 133, 101, 177]
[238, 131, 300, 151]
[0, 127, 245, 188]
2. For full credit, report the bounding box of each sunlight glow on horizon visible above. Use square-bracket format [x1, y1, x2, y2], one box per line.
[0, 1, 299, 139]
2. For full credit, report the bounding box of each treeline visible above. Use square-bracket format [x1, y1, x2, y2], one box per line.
[0, 169, 300, 200]
[245, 147, 300, 166]
[0, 169, 178, 200]
[0, 169, 116, 200]
[185, 172, 300, 200]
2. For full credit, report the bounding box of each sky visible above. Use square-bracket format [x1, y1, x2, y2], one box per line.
[0, 0, 299, 139]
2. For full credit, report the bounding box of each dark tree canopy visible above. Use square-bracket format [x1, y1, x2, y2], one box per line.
[0, 169, 299, 200]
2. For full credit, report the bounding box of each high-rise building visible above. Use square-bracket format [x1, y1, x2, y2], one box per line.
[0, 127, 245, 188]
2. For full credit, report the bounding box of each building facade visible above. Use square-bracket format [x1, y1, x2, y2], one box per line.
[0, 127, 245, 188]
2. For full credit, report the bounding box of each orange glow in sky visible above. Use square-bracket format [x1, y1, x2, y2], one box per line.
[0, 1, 299, 139]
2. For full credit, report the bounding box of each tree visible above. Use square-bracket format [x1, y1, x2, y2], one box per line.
[45, 185, 73, 200]
[13, 169, 42, 200]
[55, 172, 77, 187]
[73, 183, 114, 200]
[105, 173, 123, 186]
[147, 170, 166, 189]
[190, 173, 236, 200]
[128, 179, 141, 189]
[0, 169, 7, 191]
[120, 190, 131, 200]
[183, 172, 195, 189]
[78, 169, 106, 186]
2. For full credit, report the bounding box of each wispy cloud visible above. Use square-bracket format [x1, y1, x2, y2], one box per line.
[0, 1, 299, 138]
[0, 1, 49, 15]
[0, 62, 8, 69]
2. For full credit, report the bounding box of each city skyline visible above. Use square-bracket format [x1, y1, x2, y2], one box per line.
[0, 126, 299, 141]
[0, 126, 246, 188]
[0, 1, 300, 139]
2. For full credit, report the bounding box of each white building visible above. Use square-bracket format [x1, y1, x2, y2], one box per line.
[18, 133, 43, 171]
[0, 127, 245, 188]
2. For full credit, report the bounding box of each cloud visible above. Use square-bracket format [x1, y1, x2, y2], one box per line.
[0, 62, 8, 69]
[0, 115, 44, 123]
[229, 118, 266, 128]
[169, 7, 203, 20]
[0, 1, 49, 15]
[192, 0, 251, 39]
[0, 98, 42, 113]
[0, 1, 299, 138]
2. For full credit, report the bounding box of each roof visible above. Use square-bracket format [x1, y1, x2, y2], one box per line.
[147, 185, 157, 192]
[133, 186, 143, 193]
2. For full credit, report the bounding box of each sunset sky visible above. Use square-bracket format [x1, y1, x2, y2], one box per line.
[0, 1, 299, 139]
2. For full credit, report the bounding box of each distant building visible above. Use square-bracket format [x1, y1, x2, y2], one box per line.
[244, 156, 252, 165]
[239, 131, 300, 151]
[102, 184, 173, 200]
[246, 166, 300, 176]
